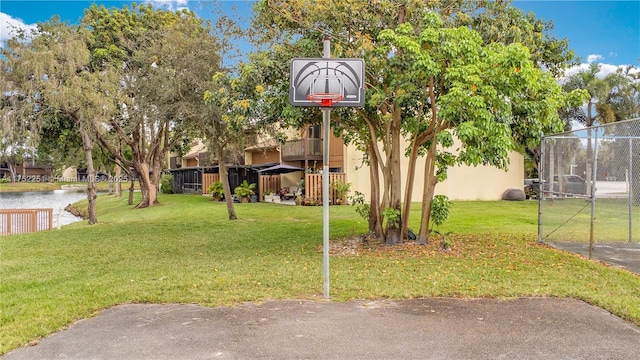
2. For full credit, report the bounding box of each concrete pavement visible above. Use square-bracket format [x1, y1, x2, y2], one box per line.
[3, 297, 639, 359]
[551, 242, 640, 274]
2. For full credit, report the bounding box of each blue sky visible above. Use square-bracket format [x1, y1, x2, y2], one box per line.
[1, 0, 639, 71]
[515, 0, 639, 66]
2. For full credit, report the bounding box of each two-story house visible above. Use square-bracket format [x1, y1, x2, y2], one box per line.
[168, 124, 523, 202]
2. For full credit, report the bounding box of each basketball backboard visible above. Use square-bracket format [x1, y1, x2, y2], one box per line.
[289, 58, 365, 107]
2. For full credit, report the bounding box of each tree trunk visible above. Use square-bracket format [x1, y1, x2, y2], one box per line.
[219, 159, 237, 220]
[8, 162, 17, 183]
[401, 136, 420, 240]
[134, 162, 158, 208]
[151, 148, 165, 199]
[79, 126, 98, 225]
[367, 142, 383, 237]
[128, 177, 135, 205]
[417, 140, 439, 244]
[114, 161, 122, 197]
[385, 107, 403, 245]
[416, 78, 442, 244]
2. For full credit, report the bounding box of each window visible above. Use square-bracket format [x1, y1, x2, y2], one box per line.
[308, 125, 321, 139]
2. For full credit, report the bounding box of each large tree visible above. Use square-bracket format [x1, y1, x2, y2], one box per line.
[1, 20, 118, 224]
[83, 4, 222, 208]
[251, 0, 582, 244]
[377, 15, 581, 243]
[202, 69, 263, 220]
[560, 63, 633, 196]
[602, 66, 639, 122]
[561, 63, 629, 127]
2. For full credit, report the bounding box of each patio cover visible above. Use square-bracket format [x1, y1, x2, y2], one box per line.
[257, 164, 304, 175]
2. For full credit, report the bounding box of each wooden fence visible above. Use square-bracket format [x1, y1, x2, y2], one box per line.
[258, 175, 281, 200]
[0, 208, 53, 236]
[202, 173, 220, 195]
[305, 173, 345, 204]
[257, 173, 345, 203]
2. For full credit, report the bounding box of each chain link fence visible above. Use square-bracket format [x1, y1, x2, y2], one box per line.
[539, 119, 640, 269]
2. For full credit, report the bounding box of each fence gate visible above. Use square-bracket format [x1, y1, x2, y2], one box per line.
[539, 118, 640, 266]
[202, 173, 220, 195]
[305, 173, 345, 204]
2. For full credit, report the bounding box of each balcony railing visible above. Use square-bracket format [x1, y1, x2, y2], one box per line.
[281, 139, 323, 161]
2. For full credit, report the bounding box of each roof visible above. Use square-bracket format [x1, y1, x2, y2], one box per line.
[182, 141, 208, 159]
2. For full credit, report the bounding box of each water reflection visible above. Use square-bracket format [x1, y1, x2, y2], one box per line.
[0, 190, 93, 227]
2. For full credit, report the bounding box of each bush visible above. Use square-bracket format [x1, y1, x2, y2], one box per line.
[382, 207, 401, 228]
[430, 195, 452, 229]
[160, 174, 173, 194]
[331, 179, 351, 202]
[209, 181, 224, 200]
[233, 180, 255, 198]
[349, 191, 370, 220]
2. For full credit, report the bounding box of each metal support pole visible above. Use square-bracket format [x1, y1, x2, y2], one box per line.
[322, 38, 331, 299]
[629, 139, 633, 243]
[322, 108, 330, 299]
[589, 129, 599, 258]
[538, 133, 544, 243]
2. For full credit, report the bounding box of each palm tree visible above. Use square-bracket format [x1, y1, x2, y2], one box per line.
[562, 63, 636, 125]
[608, 66, 640, 121]
[560, 63, 623, 196]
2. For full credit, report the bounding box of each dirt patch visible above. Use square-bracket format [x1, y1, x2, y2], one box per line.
[329, 233, 461, 257]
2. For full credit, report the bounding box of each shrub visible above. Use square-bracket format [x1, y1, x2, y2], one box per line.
[160, 174, 173, 194]
[331, 179, 351, 202]
[382, 207, 401, 228]
[233, 180, 255, 198]
[430, 195, 452, 230]
[209, 181, 224, 200]
[349, 191, 370, 220]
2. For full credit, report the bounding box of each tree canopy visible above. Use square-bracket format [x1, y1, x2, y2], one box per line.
[250, 0, 586, 244]
[1, 3, 224, 217]
[83, 3, 223, 208]
[1, 19, 117, 223]
[203, 68, 265, 220]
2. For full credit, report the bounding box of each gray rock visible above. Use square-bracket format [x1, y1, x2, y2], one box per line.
[503, 188, 526, 201]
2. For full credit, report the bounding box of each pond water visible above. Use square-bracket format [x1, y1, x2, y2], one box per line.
[0, 190, 93, 227]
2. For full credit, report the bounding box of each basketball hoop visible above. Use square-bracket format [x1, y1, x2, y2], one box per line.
[307, 93, 343, 107]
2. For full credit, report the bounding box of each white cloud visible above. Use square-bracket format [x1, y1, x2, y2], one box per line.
[144, 1, 190, 12]
[586, 54, 603, 64]
[0, 12, 38, 47]
[562, 53, 639, 80]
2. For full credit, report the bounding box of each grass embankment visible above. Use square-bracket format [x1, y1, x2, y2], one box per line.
[1, 195, 639, 354]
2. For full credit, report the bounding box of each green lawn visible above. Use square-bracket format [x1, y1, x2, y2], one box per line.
[1, 194, 638, 354]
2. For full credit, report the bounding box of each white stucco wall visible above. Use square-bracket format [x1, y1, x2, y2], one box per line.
[344, 138, 524, 202]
